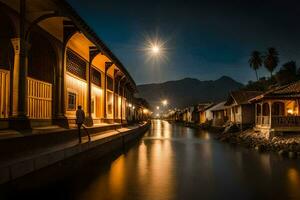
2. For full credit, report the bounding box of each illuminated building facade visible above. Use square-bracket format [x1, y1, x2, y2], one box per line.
[250, 81, 300, 138]
[0, 0, 139, 129]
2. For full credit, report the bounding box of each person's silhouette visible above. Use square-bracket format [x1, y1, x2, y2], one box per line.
[76, 105, 91, 143]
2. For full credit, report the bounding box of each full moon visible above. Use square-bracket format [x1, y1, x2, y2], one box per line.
[152, 46, 160, 54]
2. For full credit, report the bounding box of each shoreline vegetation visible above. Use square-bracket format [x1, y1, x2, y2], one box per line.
[172, 121, 300, 159]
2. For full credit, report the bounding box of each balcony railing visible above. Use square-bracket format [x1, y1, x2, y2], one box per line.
[271, 116, 300, 128]
[27, 77, 52, 119]
[256, 116, 270, 126]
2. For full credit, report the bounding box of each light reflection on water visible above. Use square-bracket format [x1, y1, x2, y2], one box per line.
[77, 120, 300, 200]
[10, 120, 300, 200]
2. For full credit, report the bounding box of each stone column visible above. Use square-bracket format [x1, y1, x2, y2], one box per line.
[53, 21, 77, 128]
[118, 76, 126, 124]
[260, 103, 263, 125]
[121, 82, 127, 123]
[85, 47, 100, 126]
[9, 0, 31, 129]
[113, 69, 120, 123]
[268, 101, 272, 126]
[10, 38, 21, 117]
[104, 62, 113, 121]
[255, 103, 257, 124]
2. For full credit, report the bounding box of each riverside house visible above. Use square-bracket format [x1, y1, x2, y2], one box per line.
[210, 101, 228, 127]
[250, 81, 300, 138]
[183, 106, 194, 123]
[198, 103, 215, 125]
[224, 90, 263, 128]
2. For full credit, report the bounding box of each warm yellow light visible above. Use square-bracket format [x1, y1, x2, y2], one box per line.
[143, 109, 148, 114]
[156, 113, 160, 117]
[288, 109, 294, 115]
[162, 100, 168, 106]
[156, 106, 160, 110]
[92, 86, 102, 94]
[128, 103, 132, 108]
[132, 106, 135, 109]
[152, 45, 160, 54]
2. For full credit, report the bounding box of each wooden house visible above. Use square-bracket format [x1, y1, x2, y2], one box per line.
[210, 101, 228, 127]
[250, 81, 300, 138]
[224, 90, 263, 128]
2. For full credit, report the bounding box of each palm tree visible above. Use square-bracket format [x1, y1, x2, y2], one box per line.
[248, 51, 262, 81]
[264, 47, 279, 77]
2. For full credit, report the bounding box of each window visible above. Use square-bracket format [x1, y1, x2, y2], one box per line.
[67, 92, 77, 110]
[107, 76, 113, 91]
[272, 102, 284, 116]
[91, 67, 101, 87]
[66, 49, 87, 80]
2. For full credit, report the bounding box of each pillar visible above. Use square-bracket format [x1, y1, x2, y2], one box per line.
[104, 62, 113, 120]
[118, 76, 126, 124]
[121, 82, 127, 123]
[113, 69, 118, 123]
[9, 0, 31, 129]
[260, 103, 263, 125]
[268, 101, 272, 126]
[85, 47, 100, 126]
[53, 21, 77, 128]
[255, 103, 257, 124]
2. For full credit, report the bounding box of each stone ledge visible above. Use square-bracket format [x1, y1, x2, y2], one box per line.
[0, 122, 150, 185]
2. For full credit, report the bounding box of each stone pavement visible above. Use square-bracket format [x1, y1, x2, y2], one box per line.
[0, 122, 149, 184]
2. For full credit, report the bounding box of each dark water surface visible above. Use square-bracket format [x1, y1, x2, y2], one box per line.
[4, 120, 300, 200]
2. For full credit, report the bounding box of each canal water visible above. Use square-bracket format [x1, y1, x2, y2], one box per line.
[5, 120, 300, 199]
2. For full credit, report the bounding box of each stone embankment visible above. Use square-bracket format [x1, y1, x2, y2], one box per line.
[216, 127, 300, 159]
[0, 122, 150, 186]
[170, 120, 300, 159]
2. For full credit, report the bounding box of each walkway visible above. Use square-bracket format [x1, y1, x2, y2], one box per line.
[0, 122, 149, 184]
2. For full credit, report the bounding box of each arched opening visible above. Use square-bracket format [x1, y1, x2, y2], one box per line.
[256, 104, 262, 116]
[262, 103, 270, 116]
[0, 11, 15, 70]
[28, 30, 56, 84]
[272, 102, 285, 116]
[0, 10, 15, 119]
[27, 30, 57, 119]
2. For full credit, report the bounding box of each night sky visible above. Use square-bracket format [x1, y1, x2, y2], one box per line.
[67, 0, 300, 85]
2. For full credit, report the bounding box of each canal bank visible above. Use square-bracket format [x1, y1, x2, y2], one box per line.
[3, 120, 300, 200]
[0, 121, 150, 187]
[176, 120, 300, 159]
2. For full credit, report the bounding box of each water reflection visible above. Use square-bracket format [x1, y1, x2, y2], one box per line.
[287, 168, 300, 199]
[8, 120, 300, 200]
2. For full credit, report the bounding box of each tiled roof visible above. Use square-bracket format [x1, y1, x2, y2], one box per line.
[196, 103, 214, 112]
[227, 90, 263, 105]
[210, 101, 227, 111]
[271, 81, 300, 95]
[250, 81, 300, 101]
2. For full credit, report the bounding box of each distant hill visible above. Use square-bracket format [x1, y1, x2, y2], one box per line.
[137, 76, 244, 109]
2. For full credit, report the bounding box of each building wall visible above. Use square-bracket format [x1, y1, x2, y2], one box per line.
[0, 1, 137, 129]
[242, 104, 255, 125]
[65, 74, 87, 118]
[200, 112, 206, 124]
[205, 110, 213, 122]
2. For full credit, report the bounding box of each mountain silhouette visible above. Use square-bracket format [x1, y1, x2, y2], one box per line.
[137, 76, 244, 108]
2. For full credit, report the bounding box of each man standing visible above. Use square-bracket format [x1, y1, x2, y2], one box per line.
[76, 105, 91, 143]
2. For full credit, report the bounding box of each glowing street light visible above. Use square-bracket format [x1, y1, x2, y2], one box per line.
[162, 100, 168, 106]
[156, 106, 160, 110]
